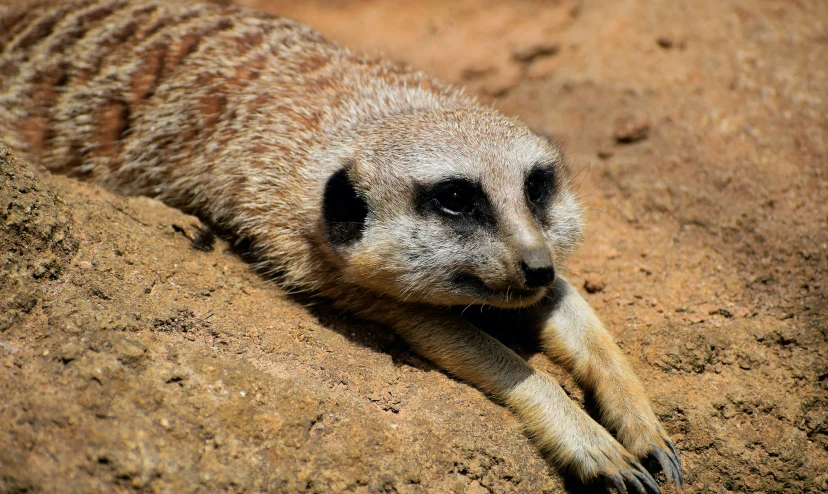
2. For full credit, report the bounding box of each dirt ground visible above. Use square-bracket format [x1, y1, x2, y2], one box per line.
[1, 0, 827, 492]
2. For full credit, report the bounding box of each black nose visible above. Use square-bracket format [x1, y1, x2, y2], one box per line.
[521, 262, 556, 289]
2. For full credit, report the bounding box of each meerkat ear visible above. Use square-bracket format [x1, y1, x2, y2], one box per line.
[323, 166, 369, 247]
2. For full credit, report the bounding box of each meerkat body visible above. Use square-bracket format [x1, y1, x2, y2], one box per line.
[0, 0, 683, 489]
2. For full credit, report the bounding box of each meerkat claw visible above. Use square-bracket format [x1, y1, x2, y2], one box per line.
[631, 460, 662, 493]
[606, 473, 629, 494]
[620, 470, 656, 494]
[647, 443, 684, 488]
[603, 467, 661, 494]
[665, 439, 685, 486]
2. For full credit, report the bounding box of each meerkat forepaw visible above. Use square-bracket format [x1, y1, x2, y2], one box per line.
[615, 419, 683, 488]
[567, 432, 662, 493]
[625, 435, 683, 489]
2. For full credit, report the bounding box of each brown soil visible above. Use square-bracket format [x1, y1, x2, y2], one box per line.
[2, 0, 827, 492]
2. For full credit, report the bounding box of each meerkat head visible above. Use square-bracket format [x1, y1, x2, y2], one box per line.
[320, 108, 584, 309]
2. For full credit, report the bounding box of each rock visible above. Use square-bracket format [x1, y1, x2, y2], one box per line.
[656, 30, 688, 49]
[512, 40, 560, 62]
[0, 139, 77, 331]
[613, 115, 651, 144]
[597, 149, 614, 160]
[583, 274, 607, 294]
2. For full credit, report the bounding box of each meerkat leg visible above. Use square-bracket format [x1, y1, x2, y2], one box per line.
[539, 276, 684, 486]
[355, 301, 662, 492]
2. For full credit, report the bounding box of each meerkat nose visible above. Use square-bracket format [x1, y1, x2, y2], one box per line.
[512, 230, 555, 288]
[520, 245, 556, 288]
[521, 262, 556, 289]
[520, 244, 555, 288]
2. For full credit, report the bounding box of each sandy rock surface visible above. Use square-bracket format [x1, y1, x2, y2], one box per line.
[2, 0, 827, 492]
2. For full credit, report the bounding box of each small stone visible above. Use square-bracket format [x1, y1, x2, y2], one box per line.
[613, 115, 651, 144]
[512, 40, 560, 62]
[583, 274, 606, 294]
[698, 303, 719, 316]
[112, 335, 146, 363]
[464, 480, 488, 494]
[718, 309, 734, 318]
[732, 307, 750, 318]
[656, 31, 687, 49]
[687, 313, 705, 324]
[59, 342, 81, 363]
[526, 56, 561, 79]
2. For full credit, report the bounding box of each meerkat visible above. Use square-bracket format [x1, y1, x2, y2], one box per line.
[0, 0, 683, 490]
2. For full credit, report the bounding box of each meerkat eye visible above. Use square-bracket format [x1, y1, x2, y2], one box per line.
[525, 167, 556, 206]
[433, 182, 474, 216]
[415, 178, 495, 228]
[527, 176, 545, 203]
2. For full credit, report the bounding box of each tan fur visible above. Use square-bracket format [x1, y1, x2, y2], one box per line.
[0, 0, 682, 489]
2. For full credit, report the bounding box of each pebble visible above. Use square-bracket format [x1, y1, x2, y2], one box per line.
[656, 30, 688, 49]
[597, 149, 614, 160]
[512, 40, 560, 62]
[613, 115, 651, 143]
[583, 274, 606, 294]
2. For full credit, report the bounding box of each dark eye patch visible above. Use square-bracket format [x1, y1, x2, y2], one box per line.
[415, 177, 496, 233]
[323, 166, 369, 247]
[525, 164, 557, 217]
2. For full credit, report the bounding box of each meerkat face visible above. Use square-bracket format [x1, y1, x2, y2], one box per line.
[321, 109, 584, 309]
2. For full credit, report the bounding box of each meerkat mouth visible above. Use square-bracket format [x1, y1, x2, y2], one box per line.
[450, 273, 544, 305]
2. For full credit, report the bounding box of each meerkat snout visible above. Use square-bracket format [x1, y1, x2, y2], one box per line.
[506, 220, 557, 289]
[521, 261, 556, 289]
